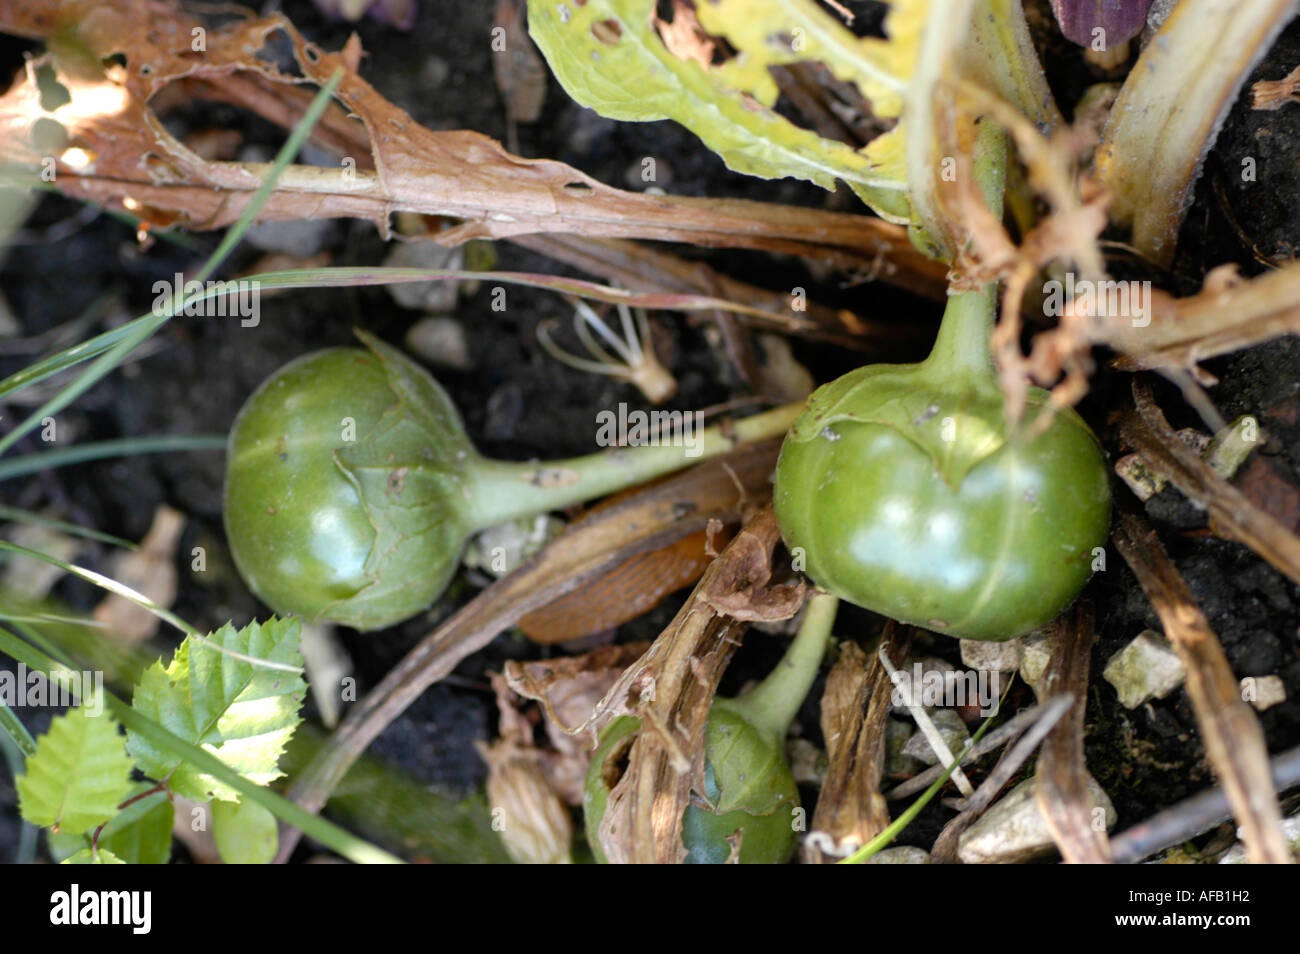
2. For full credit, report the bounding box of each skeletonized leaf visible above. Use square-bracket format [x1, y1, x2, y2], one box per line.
[126, 617, 306, 802]
[16, 705, 133, 835]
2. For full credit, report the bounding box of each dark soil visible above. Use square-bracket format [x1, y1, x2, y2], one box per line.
[1, 0, 1297, 862]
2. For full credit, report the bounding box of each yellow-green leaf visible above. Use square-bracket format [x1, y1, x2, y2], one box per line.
[16, 704, 132, 835]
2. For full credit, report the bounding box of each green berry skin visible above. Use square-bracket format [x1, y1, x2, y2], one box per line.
[223, 339, 476, 630]
[583, 710, 799, 864]
[774, 382, 1111, 642]
[680, 705, 799, 864]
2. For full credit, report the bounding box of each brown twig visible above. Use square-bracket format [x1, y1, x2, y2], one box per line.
[1118, 380, 1300, 586]
[1035, 602, 1111, 863]
[1105, 262, 1300, 372]
[1108, 745, 1300, 863]
[508, 233, 932, 349]
[1113, 510, 1292, 864]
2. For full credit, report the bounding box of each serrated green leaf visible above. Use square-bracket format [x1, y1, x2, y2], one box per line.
[61, 846, 126, 864]
[100, 783, 173, 864]
[126, 617, 306, 802]
[15, 704, 132, 835]
[527, 0, 909, 204]
[212, 797, 279, 864]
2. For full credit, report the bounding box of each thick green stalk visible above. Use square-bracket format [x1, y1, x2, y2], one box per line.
[724, 592, 838, 740]
[918, 117, 1006, 380]
[461, 402, 801, 530]
[920, 283, 999, 381]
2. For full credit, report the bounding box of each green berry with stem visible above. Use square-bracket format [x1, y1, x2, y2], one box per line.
[584, 593, 837, 863]
[773, 122, 1111, 641]
[223, 330, 799, 630]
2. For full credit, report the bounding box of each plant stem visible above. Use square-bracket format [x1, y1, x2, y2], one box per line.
[461, 402, 801, 530]
[921, 284, 998, 380]
[725, 592, 838, 741]
[918, 116, 1007, 380]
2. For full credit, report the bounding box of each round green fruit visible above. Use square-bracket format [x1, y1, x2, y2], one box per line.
[223, 337, 477, 630]
[773, 291, 1111, 641]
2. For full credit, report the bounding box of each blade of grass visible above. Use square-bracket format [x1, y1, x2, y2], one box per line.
[0, 68, 343, 457]
[0, 505, 135, 549]
[0, 263, 804, 405]
[0, 625, 401, 864]
[0, 542, 302, 675]
[0, 699, 36, 757]
[0, 434, 225, 482]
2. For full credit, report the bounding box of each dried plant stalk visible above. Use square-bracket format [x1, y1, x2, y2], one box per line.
[1105, 263, 1300, 373]
[1094, 0, 1297, 265]
[1034, 602, 1111, 863]
[1113, 511, 1292, 865]
[802, 629, 907, 863]
[0, 2, 945, 287]
[593, 507, 805, 864]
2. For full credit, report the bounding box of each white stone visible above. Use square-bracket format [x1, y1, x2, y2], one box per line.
[1243, 674, 1286, 712]
[900, 708, 970, 766]
[382, 241, 464, 311]
[961, 637, 1022, 673]
[867, 846, 930, 864]
[1103, 629, 1185, 709]
[405, 316, 474, 371]
[1019, 629, 1059, 699]
[958, 775, 1117, 864]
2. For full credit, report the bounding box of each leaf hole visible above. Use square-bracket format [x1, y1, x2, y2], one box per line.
[591, 18, 623, 45]
[34, 64, 71, 112]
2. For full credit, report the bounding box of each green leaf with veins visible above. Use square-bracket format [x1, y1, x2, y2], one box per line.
[126, 617, 306, 802]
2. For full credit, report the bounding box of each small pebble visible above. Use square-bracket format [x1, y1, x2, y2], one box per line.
[866, 846, 930, 864]
[1103, 629, 1185, 709]
[382, 241, 463, 311]
[900, 708, 971, 766]
[243, 218, 335, 256]
[961, 637, 1022, 673]
[957, 775, 1116, 864]
[405, 316, 474, 371]
[1242, 674, 1286, 711]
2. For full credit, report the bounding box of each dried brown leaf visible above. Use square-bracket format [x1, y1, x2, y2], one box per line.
[594, 507, 804, 864]
[802, 631, 905, 863]
[0, 0, 943, 287]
